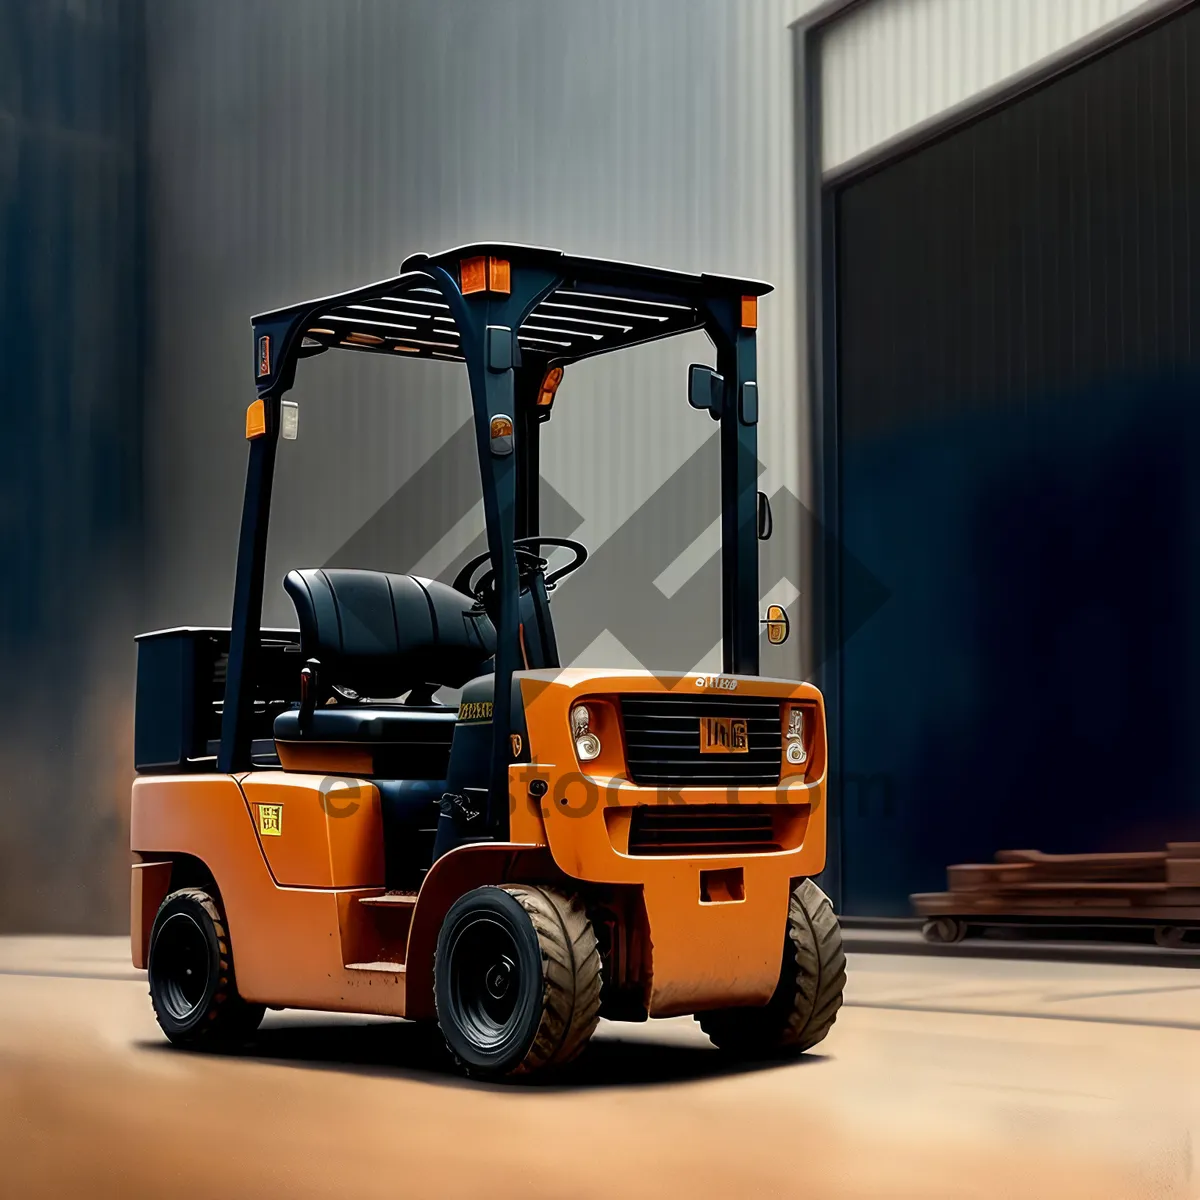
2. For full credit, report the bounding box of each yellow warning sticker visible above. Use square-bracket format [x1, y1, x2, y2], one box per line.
[256, 803, 283, 837]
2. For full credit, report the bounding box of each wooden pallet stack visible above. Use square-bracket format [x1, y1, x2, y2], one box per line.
[911, 844, 1200, 946]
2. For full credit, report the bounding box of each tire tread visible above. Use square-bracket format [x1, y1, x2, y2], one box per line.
[697, 878, 845, 1055]
[501, 885, 602, 1075]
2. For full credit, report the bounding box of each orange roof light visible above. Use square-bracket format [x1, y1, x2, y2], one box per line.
[461, 255, 511, 295]
[740, 295, 758, 330]
[245, 398, 266, 440]
[460, 257, 488, 294]
[488, 256, 511, 294]
[460, 256, 488, 294]
[536, 365, 564, 407]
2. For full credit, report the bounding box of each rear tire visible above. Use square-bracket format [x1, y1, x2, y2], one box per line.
[434, 885, 601, 1079]
[147, 888, 265, 1050]
[697, 878, 845, 1056]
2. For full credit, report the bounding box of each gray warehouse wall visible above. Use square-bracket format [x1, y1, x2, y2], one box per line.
[143, 0, 818, 681]
[0, 0, 144, 931]
[0, 0, 823, 933]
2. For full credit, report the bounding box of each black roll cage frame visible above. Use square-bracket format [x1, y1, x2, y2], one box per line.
[219, 242, 771, 830]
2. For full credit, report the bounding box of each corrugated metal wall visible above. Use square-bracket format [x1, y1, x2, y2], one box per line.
[820, 0, 1167, 172]
[0, 0, 144, 931]
[832, 4, 1200, 914]
[144, 0, 822, 684]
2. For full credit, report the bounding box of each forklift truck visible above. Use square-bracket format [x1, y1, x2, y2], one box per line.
[130, 243, 845, 1078]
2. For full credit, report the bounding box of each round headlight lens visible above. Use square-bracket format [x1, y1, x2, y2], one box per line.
[575, 732, 602, 761]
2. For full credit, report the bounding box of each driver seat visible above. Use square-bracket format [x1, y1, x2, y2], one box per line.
[273, 568, 494, 777]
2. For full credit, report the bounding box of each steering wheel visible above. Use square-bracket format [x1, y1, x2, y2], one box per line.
[452, 537, 588, 608]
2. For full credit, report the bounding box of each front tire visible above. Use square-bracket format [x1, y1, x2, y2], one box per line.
[147, 888, 265, 1050]
[698, 878, 845, 1056]
[434, 885, 601, 1079]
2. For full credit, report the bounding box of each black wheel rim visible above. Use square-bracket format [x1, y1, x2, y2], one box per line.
[446, 914, 525, 1050]
[153, 912, 212, 1022]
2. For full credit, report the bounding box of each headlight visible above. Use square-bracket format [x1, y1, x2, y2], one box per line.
[571, 705, 601, 761]
[785, 706, 807, 766]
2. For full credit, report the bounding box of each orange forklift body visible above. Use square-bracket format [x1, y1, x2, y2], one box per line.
[132, 671, 826, 1020]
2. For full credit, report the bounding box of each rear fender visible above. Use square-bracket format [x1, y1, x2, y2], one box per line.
[130, 857, 174, 969]
[130, 852, 219, 968]
[404, 843, 558, 1020]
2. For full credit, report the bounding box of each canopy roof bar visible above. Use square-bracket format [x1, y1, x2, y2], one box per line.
[252, 242, 771, 387]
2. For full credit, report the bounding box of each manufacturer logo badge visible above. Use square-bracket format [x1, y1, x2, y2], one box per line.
[510, 733, 523, 758]
[694, 675, 738, 691]
[256, 803, 283, 836]
[700, 717, 748, 754]
[257, 334, 271, 378]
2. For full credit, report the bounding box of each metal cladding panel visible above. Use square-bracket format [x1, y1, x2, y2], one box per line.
[820, 0, 1167, 173]
[144, 0, 825, 684]
[0, 0, 144, 930]
[833, 7, 1200, 915]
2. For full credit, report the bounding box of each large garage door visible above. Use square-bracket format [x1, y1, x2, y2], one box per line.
[833, 5, 1200, 916]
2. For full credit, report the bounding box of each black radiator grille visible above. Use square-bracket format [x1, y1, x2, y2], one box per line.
[619, 695, 782, 787]
[627, 805, 781, 856]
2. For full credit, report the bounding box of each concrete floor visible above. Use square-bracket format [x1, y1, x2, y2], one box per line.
[3, 936, 1200, 1199]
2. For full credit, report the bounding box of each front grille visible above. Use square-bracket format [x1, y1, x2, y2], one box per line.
[619, 695, 782, 787]
[627, 805, 781, 856]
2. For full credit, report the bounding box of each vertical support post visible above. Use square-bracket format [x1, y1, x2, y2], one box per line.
[710, 298, 761, 677]
[513, 367, 542, 540]
[425, 265, 560, 834]
[218, 394, 280, 773]
[475, 346, 520, 836]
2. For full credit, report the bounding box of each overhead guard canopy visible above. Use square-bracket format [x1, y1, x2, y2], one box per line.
[250, 242, 772, 395]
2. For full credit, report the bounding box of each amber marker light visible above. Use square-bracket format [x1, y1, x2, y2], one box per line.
[537, 365, 564, 407]
[763, 603, 790, 645]
[245, 399, 266, 440]
[488, 256, 511, 294]
[460, 256, 487, 294]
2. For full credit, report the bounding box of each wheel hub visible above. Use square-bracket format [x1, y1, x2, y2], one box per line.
[446, 915, 525, 1049]
[153, 912, 212, 1022]
[485, 956, 515, 1000]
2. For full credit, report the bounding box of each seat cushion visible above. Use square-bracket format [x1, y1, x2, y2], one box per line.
[274, 705, 458, 743]
[274, 705, 458, 778]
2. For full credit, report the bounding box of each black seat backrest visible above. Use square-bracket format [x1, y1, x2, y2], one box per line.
[283, 568, 495, 699]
